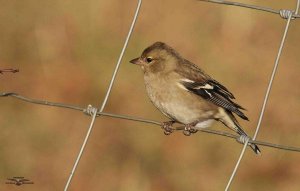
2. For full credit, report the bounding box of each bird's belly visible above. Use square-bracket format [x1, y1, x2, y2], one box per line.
[157, 99, 214, 125]
[145, 81, 216, 126]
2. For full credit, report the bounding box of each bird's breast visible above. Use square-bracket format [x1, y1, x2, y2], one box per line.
[144, 73, 217, 125]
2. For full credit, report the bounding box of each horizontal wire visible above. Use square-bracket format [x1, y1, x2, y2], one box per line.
[2, 92, 300, 153]
[198, 0, 300, 18]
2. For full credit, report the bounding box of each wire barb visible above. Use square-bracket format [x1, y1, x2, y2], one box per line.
[0, 68, 19, 74]
[1, 92, 17, 97]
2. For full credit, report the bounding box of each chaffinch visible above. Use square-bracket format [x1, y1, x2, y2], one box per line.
[130, 42, 260, 154]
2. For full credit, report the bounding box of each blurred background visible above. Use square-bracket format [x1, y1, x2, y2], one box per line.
[1, 0, 300, 190]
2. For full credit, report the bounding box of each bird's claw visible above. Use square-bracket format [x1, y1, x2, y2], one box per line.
[183, 124, 198, 136]
[161, 121, 175, 135]
[183, 130, 191, 136]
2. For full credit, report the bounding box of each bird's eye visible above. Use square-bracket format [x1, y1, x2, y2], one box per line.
[146, 57, 153, 63]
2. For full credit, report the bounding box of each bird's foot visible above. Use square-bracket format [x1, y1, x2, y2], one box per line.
[183, 123, 198, 136]
[161, 121, 175, 135]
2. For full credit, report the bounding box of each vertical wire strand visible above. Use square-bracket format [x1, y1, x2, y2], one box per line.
[296, 0, 300, 14]
[63, 1, 142, 190]
[99, 0, 142, 112]
[253, 13, 293, 140]
[64, 109, 98, 191]
[225, 8, 295, 190]
[225, 139, 249, 191]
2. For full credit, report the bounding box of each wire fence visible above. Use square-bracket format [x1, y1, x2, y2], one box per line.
[198, 1, 300, 190]
[1, 0, 300, 190]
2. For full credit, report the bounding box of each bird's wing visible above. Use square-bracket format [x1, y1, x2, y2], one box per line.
[176, 62, 248, 120]
[181, 79, 248, 120]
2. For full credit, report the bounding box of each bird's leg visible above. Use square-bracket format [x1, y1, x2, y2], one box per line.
[183, 121, 198, 136]
[161, 121, 176, 135]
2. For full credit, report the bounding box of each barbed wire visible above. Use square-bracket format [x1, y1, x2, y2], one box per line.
[2, 92, 300, 153]
[2, 0, 300, 190]
[198, 0, 300, 190]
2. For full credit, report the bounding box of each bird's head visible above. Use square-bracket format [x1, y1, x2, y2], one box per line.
[130, 42, 180, 74]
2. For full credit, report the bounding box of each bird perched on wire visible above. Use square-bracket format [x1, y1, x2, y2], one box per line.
[130, 42, 260, 154]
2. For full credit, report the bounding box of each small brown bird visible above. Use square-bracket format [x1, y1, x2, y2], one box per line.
[130, 42, 260, 154]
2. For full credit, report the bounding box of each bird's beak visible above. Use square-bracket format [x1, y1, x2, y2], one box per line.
[130, 57, 142, 65]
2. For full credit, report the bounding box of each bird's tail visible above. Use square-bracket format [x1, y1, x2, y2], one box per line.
[250, 141, 261, 155]
[236, 128, 261, 155]
[225, 111, 261, 155]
